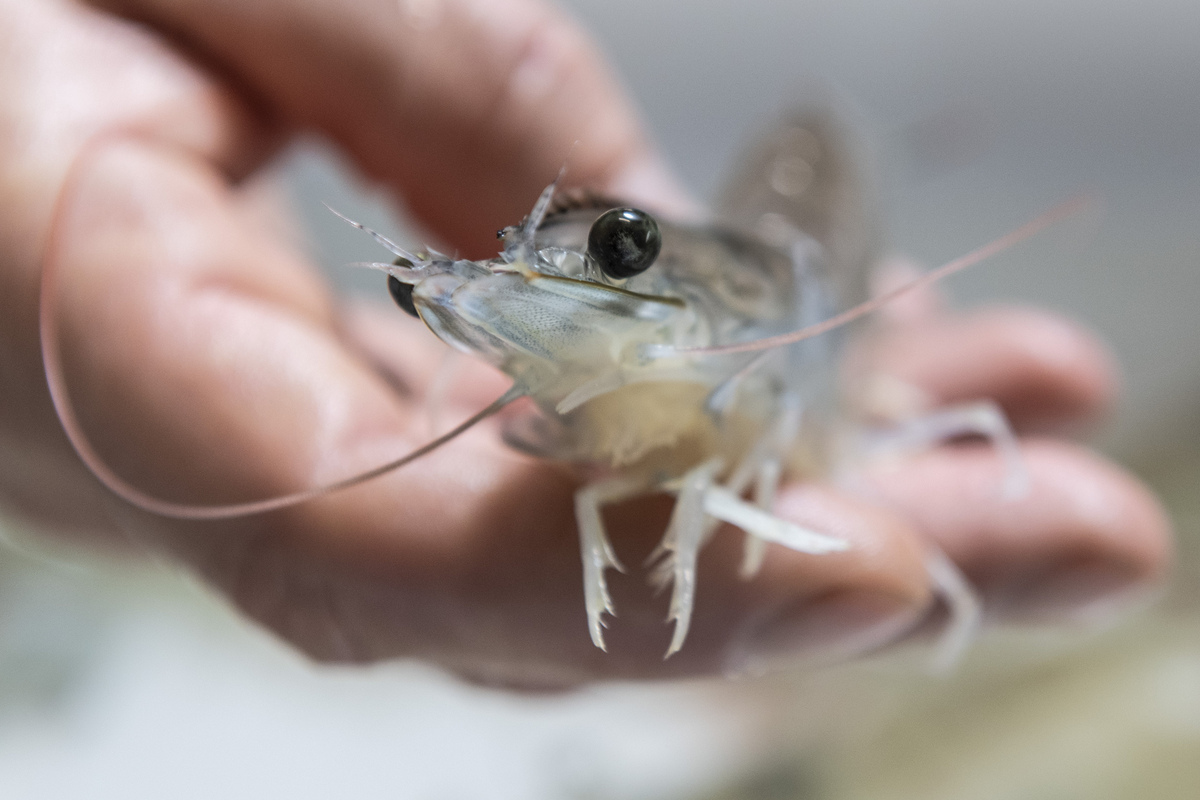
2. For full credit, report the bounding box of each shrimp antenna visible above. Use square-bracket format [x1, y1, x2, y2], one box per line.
[43, 299, 523, 518]
[324, 204, 424, 263]
[646, 195, 1090, 358]
[39, 133, 525, 521]
[520, 163, 568, 240]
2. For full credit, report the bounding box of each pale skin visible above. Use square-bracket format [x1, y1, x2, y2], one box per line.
[0, 0, 1172, 687]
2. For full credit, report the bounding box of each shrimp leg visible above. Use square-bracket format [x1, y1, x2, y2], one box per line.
[574, 475, 647, 650]
[864, 399, 1029, 499]
[741, 458, 784, 577]
[701, 488, 848, 556]
[646, 458, 725, 658]
[924, 545, 982, 673]
[856, 399, 1027, 668]
[717, 401, 804, 578]
[648, 460, 848, 658]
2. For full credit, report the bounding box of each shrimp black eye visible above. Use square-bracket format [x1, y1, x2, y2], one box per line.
[387, 258, 418, 317]
[587, 207, 662, 279]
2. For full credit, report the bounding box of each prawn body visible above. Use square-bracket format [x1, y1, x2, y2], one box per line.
[371, 116, 865, 654]
[398, 203, 835, 473]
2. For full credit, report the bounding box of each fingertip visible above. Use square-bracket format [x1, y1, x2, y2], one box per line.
[863, 439, 1173, 623]
[1026, 439, 1172, 585]
[868, 305, 1120, 433]
[990, 306, 1119, 423]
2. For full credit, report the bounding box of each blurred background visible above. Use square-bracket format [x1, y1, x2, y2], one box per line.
[2, 0, 1199, 797]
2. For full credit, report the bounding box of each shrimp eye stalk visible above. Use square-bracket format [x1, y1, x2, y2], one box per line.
[587, 207, 662, 279]
[387, 257, 419, 317]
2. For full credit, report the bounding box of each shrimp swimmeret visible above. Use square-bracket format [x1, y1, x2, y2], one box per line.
[42, 113, 1077, 662]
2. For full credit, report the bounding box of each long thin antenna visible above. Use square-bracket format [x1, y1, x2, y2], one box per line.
[39, 133, 525, 521]
[44, 299, 522, 518]
[649, 195, 1089, 358]
[324, 204, 423, 263]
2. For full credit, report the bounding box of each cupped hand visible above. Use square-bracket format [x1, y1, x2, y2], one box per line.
[0, 0, 1171, 687]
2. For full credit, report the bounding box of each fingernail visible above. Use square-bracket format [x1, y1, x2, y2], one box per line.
[730, 591, 922, 675]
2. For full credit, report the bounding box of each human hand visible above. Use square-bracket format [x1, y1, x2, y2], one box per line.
[0, 0, 1170, 687]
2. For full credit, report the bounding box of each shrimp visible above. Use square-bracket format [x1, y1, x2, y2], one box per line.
[41, 112, 1077, 662]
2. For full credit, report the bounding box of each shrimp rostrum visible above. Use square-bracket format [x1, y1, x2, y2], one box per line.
[46, 112, 1049, 662]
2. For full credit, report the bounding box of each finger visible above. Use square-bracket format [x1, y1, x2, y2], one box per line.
[862, 439, 1172, 624]
[92, 0, 695, 254]
[0, 0, 275, 526]
[51, 139, 415, 510]
[865, 306, 1118, 434]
